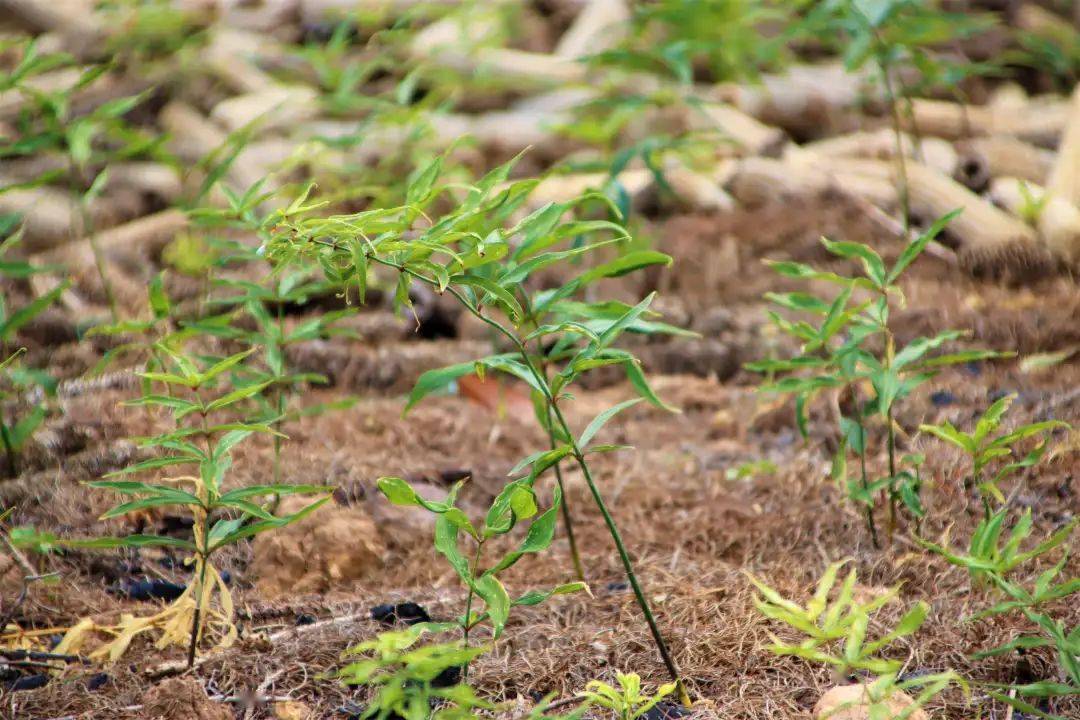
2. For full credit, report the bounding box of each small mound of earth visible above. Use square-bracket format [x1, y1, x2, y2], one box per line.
[251, 495, 386, 596]
[814, 684, 928, 720]
[143, 677, 231, 720]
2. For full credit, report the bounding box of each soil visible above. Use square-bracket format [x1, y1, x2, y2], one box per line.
[2, 3, 1079, 719]
[2, 196, 1078, 720]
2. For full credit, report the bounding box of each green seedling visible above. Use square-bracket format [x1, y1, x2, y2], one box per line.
[922, 508, 1078, 717]
[748, 212, 1005, 545]
[338, 624, 494, 720]
[80, 344, 329, 665]
[579, 671, 676, 720]
[918, 507, 1077, 587]
[0, 229, 68, 476]
[2, 39, 172, 321]
[919, 393, 1069, 517]
[265, 152, 692, 703]
[376, 469, 587, 671]
[747, 560, 964, 716]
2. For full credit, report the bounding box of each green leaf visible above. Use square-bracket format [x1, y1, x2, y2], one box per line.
[205, 380, 272, 411]
[889, 210, 960, 283]
[579, 398, 641, 447]
[0, 280, 70, 342]
[67, 534, 196, 551]
[473, 574, 511, 638]
[820, 238, 886, 288]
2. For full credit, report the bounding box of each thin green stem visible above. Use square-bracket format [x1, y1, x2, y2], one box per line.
[851, 388, 879, 549]
[879, 61, 911, 237]
[461, 540, 483, 681]
[70, 169, 119, 323]
[368, 255, 687, 703]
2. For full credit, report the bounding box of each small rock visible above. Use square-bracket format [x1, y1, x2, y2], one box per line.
[118, 579, 187, 601]
[929, 390, 956, 406]
[86, 672, 110, 691]
[642, 701, 691, 720]
[252, 496, 385, 597]
[295, 613, 317, 626]
[371, 602, 431, 626]
[814, 684, 928, 720]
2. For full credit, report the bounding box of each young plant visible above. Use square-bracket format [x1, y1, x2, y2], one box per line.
[748, 213, 1004, 545]
[2, 39, 170, 320]
[79, 344, 329, 665]
[578, 671, 676, 720]
[0, 228, 69, 476]
[921, 511, 1077, 717]
[919, 394, 1069, 518]
[338, 623, 492, 720]
[747, 560, 964, 716]
[791, 1, 997, 229]
[918, 507, 1077, 589]
[189, 270, 358, 487]
[266, 154, 692, 703]
[377, 467, 587, 667]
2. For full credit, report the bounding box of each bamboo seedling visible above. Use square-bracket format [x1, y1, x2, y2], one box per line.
[919, 393, 1069, 518]
[75, 344, 329, 665]
[749, 212, 1007, 545]
[265, 153, 693, 704]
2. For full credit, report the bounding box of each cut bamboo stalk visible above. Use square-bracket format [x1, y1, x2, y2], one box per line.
[0, 0, 105, 58]
[554, 0, 630, 59]
[219, 0, 298, 33]
[0, 67, 83, 120]
[714, 62, 879, 137]
[800, 128, 957, 177]
[203, 28, 281, 94]
[209, 84, 321, 133]
[838, 158, 1049, 276]
[990, 177, 1080, 265]
[1039, 86, 1080, 263]
[954, 136, 1054, 187]
[34, 208, 189, 268]
[0, 182, 79, 250]
[106, 163, 184, 203]
[525, 169, 653, 209]
[662, 162, 736, 212]
[691, 102, 787, 157]
[1045, 86, 1080, 207]
[159, 101, 267, 194]
[903, 98, 1069, 147]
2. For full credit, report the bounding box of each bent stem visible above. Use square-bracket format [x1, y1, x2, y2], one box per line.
[366, 255, 689, 705]
[371, 255, 686, 708]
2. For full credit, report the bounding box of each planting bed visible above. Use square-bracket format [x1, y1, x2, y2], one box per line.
[1, 2, 1079, 720]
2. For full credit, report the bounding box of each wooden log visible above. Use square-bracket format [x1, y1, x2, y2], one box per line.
[34, 208, 188, 268]
[554, 0, 630, 59]
[1039, 86, 1080, 263]
[1045, 86, 1080, 207]
[209, 84, 321, 133]
[801, 128, 957, 177]
[714, 62, 880, 137]
[902, 98, 1068, 147]
[660, 161, 736, 212]
[202, 28, 281, 94]
[0, 0, 105, 58]
[990, 177, 1080, 265]
[954, 136, 1054, 187]
[838, 158, 1050, 277]
[691, 102, 787, 157]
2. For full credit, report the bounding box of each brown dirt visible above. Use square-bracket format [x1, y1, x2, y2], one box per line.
[3, 199, 1079, 720]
